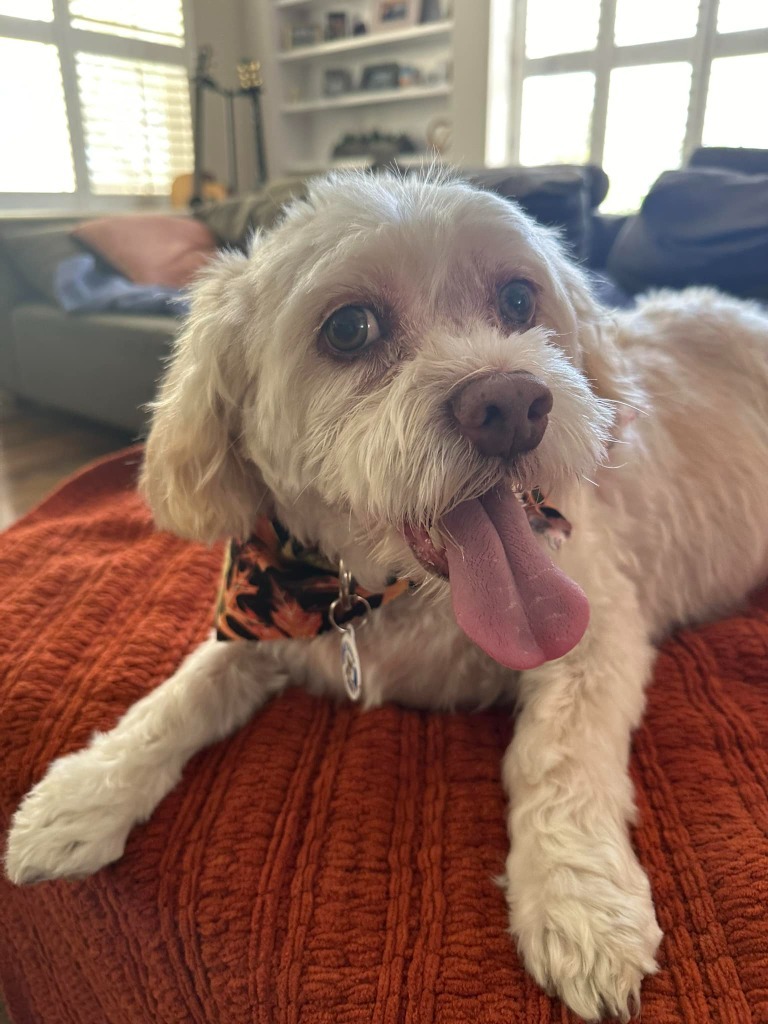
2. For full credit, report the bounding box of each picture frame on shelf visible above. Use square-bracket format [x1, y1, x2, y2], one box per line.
[323, 68, 354, 96]
[325, 12, 348, 40]
[360, 62, 401, 90]
[285, 23, 321, 49]
[372, 1, 421, 32]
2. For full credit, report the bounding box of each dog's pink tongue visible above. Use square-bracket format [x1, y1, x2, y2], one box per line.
[442, 487, 589, 669]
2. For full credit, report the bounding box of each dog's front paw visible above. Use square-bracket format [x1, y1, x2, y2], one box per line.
[5, 747, 140, 884]
[508, 853, 662, 1022]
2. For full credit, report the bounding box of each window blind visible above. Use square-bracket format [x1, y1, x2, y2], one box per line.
[68, 0, 185, 47]
[76, 53, 193, 196]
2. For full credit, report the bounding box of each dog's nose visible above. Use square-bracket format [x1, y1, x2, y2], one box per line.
[449, 371, 553, 458]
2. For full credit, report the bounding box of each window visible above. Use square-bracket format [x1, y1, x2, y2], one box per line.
[489, 0, 768, 212]
[0, 0, 192, 207]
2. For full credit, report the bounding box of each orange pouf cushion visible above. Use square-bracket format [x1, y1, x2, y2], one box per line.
[1, 449, 767, 1024]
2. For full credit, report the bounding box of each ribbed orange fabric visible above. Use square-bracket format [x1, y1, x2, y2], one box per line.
[0, 448, 767, 1024]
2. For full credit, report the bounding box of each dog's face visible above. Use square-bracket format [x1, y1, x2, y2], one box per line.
[143, 172, 619, 663]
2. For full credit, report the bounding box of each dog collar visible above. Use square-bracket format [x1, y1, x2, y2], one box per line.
[214, 492, 571, 645]
[215, 518, 409, 643]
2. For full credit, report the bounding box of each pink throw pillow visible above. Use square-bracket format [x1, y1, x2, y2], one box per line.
[72, 215, 217, 289]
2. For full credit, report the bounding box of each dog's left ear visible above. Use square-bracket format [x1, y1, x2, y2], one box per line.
[140, 251, 270, 544]
[557, 260, 642, 408]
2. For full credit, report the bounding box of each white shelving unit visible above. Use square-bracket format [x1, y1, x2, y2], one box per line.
[260, 1, 455, 175]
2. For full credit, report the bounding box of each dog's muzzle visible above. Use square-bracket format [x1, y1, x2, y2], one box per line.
[449, 371, 552, 459]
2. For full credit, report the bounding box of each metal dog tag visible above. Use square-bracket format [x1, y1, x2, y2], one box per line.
[340, 625, 363, 702]
[330, 557, 370, 704]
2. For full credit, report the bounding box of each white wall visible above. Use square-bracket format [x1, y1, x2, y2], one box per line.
[451, 0, 492, 167]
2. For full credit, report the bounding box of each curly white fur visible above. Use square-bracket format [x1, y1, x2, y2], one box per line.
[6, 171, 768, 1022]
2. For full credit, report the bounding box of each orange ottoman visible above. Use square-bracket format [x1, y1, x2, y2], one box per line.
[1, 449, 767, 1023]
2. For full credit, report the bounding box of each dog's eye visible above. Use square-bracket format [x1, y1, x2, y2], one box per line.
[323, 305, 381, 355]
[499, 280, 536, 327]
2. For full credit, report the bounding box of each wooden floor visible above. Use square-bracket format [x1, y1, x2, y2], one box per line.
[0, 392, 133, 531]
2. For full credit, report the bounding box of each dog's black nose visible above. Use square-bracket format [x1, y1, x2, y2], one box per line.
[449, 371, 553, 458]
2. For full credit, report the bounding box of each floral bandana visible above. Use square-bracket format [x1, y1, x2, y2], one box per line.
[214, 493, 571, 643]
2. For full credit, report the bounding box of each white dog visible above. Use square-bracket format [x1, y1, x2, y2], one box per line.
[6, 171, 768, 1022]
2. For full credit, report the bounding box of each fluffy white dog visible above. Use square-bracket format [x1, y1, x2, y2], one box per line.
[6, 171, 768, 1021]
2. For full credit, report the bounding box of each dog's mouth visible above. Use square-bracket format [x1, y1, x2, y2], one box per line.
[401, 485, 589, 670]
[401, 522, 450, 578]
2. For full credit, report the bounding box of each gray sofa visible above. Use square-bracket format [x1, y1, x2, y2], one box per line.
[0, 216, 177, 435]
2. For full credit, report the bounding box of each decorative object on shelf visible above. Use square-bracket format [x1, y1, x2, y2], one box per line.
[361, 62, 401, 90]
[286, 23, 321, 48]
[426, 114, 452, 155]
[325, 11, 348, 39]
[420, 0, 443, 21]
[398, 64, 422, 87]
[425, 58, 452, 85]
[189, 46, 268, 209]
[331, 130, 418, 163]
[352, 18, 368, 35]
[372, 0, 421, 32]
[332, 134, 371, 159]
[323, 68, 354, 97]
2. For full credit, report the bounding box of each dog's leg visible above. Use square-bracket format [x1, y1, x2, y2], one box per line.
[503, 559, 662, 1022]
[5, 638, 297, 884]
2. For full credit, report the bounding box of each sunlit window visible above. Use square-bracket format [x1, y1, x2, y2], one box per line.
[602, 63, 692, 213]
[613, 0, 699, 46]
[68, 0, 185, 48]
[496, 0, 768, 212]
[703, 53, 768, 149]
[525, 0, 601, 58]
[0, 0, 53, 20]
[0, 0, 191, 203]
[0, 38, 75, 193]
[519, 73, 595, 166]
[717, 0, 767, 34]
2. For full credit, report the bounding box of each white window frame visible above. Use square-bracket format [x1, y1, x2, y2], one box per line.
[0, 0, 195, 211]
[491, 0, 768, 171]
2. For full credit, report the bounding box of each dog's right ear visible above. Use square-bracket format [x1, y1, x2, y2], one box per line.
[140, 251, 269, 544]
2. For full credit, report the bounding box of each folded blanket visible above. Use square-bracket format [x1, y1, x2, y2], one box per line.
[54, 253, 190, 316]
